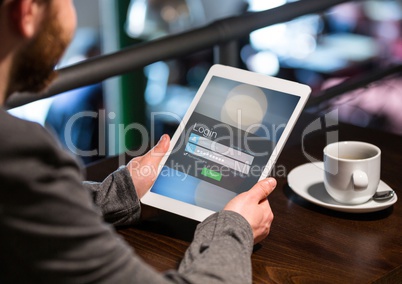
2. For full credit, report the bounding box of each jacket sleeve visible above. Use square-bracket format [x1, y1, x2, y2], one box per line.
[169, 211, 254, 284]
[83, 166, 141, 227]
[83, 169, 255, 283]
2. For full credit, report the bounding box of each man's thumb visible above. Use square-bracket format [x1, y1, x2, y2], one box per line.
[249, 178, 277, 202]
[150, 134, 170, 157]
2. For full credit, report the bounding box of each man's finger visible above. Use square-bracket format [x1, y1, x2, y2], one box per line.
[149, 134, 170, 158]
[129, 135, 170, 172]
[249, 178, 277, 202]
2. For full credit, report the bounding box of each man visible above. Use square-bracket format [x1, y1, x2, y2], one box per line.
[0, 0, 276, 283]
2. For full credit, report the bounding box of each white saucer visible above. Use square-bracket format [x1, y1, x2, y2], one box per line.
[287, 162, 398, 213]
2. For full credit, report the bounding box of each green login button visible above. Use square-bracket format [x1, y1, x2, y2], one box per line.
[201, 167, 222, 181]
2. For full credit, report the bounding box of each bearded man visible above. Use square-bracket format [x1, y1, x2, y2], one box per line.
[0, 0, 276, 283]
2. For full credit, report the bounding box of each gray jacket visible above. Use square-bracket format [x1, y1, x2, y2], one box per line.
[0, 108, 254, 283]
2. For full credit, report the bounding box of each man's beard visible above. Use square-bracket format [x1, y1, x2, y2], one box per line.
[7, 11, 71, 95]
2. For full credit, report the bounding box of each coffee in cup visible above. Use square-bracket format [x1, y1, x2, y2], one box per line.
[323, 141, 381, 205]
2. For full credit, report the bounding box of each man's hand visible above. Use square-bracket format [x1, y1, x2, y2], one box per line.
[127, 134, 170, 199]
[224, 178, 276, 244]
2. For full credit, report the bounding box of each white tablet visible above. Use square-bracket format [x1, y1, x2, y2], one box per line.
[141, 64, 311, 221]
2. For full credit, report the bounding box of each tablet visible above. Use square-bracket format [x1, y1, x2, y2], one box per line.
[141, 64, 311, 221]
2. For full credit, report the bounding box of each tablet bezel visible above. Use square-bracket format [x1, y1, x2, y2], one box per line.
[141, 64, 311, 221]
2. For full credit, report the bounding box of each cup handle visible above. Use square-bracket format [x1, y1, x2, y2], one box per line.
[353, 170, 368, 189]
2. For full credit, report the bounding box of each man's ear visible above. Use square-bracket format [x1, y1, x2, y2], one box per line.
[10, 0, 42, 38]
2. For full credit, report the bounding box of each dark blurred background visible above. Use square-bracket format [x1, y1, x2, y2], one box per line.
[9, 0, 402, 164]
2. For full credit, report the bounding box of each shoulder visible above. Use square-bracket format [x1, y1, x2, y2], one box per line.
[0, 108, 58, 150]
[0, 108, 73, 158]
[0, 108, 83, 184]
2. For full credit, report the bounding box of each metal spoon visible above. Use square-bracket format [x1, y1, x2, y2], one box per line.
[373, 190, 395, 201]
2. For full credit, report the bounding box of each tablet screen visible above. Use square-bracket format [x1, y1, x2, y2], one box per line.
[150, 76, 300, 211]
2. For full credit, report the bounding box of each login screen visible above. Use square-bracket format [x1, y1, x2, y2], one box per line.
[151, 76, 300, 211]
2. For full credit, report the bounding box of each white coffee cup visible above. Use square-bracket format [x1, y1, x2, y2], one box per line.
[323, 141, 381, 205]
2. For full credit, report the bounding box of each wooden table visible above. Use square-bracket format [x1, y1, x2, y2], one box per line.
[86, 113, 402, 283]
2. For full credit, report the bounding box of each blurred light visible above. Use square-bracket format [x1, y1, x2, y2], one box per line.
[375, 21, 400, 41]
[161, 5, 179, 23]
[144, 61, 169, 106]
[8, 98, 55, 126]
[290, 34, 316, 59]
[246, 51, 280, 76]
[221, 84, 268, 133]
[249, 13, 320, 61]
[250, 24, 287, 51]
[364, 0, 402, 21]
[145, 85, 166, 106]
[127, 0, 147, 37]
[248, 0, 286, 11]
